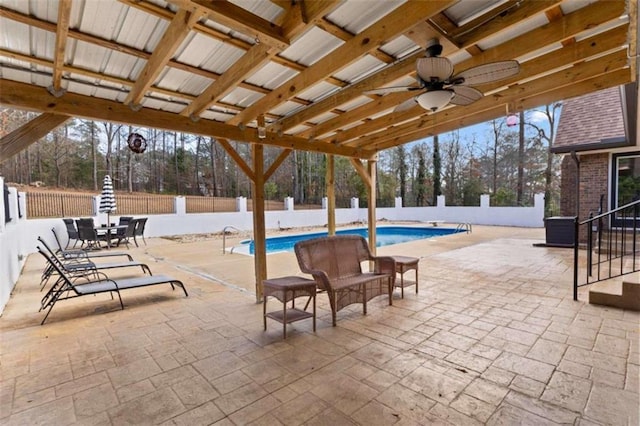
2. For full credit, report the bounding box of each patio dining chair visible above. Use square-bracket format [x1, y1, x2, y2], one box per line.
[76, 218, 107, 250]
[115, 219, 137, 248]
[133, 217, 147, 247]
[62, 218, 80, 248]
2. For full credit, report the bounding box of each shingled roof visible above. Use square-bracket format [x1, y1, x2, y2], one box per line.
[553, 86, 628, 153]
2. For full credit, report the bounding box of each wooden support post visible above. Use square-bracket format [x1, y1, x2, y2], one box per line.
[326, 154, 336, 235]
[367, 157, 377, 254]
[252, 143, 267, 303]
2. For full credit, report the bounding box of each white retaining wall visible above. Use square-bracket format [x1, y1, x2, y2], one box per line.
[0, 183, 544, 314]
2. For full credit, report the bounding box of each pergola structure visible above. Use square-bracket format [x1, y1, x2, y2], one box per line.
[0, 0, 637, 301]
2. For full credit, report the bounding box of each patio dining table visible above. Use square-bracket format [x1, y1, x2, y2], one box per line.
[95, 224, 127, 249]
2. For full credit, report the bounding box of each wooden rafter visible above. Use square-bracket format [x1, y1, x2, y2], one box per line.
[51, 0, 72, 96]
[229, 0, 456, 126]
[320, 8, 629, 146]
[0, 79, 375, 159]
[0, 113, 69, 161]
[265, 149, 292, 181]
[125, 8, 204, 107]
[217, 138, 255, 182]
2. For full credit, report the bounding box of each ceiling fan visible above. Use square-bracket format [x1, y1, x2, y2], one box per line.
[365, 39, 520, 112]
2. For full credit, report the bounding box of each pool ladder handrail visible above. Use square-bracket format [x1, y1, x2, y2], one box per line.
[456, 223, 472, 233]
[222, 225, 249, 254]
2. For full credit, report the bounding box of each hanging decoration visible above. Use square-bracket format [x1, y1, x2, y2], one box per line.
[127, 132, 147, 153]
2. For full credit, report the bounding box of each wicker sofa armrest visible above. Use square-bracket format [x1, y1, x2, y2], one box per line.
[373, 256, 396, 280]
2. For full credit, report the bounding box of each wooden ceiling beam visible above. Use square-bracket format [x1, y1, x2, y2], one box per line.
[51, 0, 72, 96]
[0, 113, 69, 161]
[0, 79, 374, 159]
[328, 25, 629, 145]
[172, 0, 289, 49]
[373, 68, 632, 151]
[180, 43, 276, 118]
[358, 51, 629, 149]
[276, 0, 621, 136]
[228, 0, 456, 126]
[124, 8, 204, 107]
[454, 0, 563, 48]
[181, 1, 340, 120]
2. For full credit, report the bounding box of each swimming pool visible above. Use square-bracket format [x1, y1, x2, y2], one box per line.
[236, 226, 461, 255]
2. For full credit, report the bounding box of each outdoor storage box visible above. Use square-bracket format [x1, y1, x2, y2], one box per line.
[544, 216, 575, 247]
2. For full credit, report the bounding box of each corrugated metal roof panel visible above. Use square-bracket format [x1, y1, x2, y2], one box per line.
[336, 96, 373, 112]
[71, 39, 113, 73]
[112, 5, 167, 51]
[200, 109, 235, 122]
[308, 111, 338, 125]
[229, 0, 283, 23]
[269, 101, 302, 117]
[476, 13, 548, 51]
[221, 87, 263, 107]
[75, 0, 128, 41]
[0, 20, 37, 57]
[561, 0, 597, 15]
[101, 50, 146, 81]
[279, 27, 343, 66]
[327, 0, 405, 34]
[380, 35, 419, 58]
[0, 0, 29, 14]
[444, 0, 507, 25]
[333, 55, 386, 83]
[285, 124, 310, 135]
[155, 67, 213, 95]
[244, 61, 298, 90]
[177, 33, 246, 73]
[297, 81, 340, 102]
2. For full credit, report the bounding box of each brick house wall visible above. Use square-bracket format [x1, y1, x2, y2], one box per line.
[560, 153, 609, 219]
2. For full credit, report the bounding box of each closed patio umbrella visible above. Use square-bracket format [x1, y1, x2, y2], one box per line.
[98, 174, 116, 226]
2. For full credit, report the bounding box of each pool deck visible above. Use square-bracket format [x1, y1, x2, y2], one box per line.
[1, 224, 638, 425]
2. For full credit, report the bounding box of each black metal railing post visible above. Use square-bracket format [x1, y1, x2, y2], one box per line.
[573, 216, 579, 301]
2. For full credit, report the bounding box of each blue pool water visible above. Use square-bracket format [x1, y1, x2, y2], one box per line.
[239, 226, 460, 255]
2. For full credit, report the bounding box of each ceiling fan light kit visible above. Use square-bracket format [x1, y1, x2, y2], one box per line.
[365, 39, 521, 113]
[417, 90, 454, 112]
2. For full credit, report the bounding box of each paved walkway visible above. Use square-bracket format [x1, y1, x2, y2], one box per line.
[1, 225, 638, 425]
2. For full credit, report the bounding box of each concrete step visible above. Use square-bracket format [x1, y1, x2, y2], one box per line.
[589, 272, 640, 311]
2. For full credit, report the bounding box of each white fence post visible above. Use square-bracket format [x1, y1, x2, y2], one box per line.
[175, 196, 186, 215]
[395, 197, 403, 208]
[480, 194, 490, 208]
[284, 196, 294, 211]
[351, 197, 359, 209]
[236, 196, 247, 212]
[322, 197, 328, 209]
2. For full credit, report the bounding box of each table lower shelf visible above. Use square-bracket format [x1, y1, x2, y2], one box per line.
[265, 308, 314, 324]
[395, 279, 417, 288]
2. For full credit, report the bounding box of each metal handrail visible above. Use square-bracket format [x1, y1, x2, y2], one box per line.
[222, 225, 246, 254]
[573, 199, 640, 300]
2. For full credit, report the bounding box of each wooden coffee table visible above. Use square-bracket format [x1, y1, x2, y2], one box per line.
[263, 276, 316, 338]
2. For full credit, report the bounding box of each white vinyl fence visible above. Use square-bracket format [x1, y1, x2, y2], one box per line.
[0, 177, 544, 314]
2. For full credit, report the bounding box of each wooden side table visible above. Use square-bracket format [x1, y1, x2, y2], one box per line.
[263, 276, 316, 338]
[391, 256, 419, 298]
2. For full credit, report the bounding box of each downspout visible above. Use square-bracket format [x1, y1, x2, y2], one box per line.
[571, 150, 580, 300]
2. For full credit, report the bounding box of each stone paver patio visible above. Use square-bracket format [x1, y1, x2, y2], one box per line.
[1, 225, 638, 425]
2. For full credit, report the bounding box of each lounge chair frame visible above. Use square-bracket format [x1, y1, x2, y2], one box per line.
[37, 249, 188, 325]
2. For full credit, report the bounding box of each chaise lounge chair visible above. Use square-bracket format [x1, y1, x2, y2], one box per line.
[51, 228, 134, 261]
[37, 249, 188, 325]
[37, 237, 152, 291]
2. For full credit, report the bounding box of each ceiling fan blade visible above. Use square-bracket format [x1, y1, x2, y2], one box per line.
[364, 86, 419, 95]
[416, 57, 454, 82]
[452, 60, 520, 86]
[394, 97, 418, 112]
[450, 86, 483, 106]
